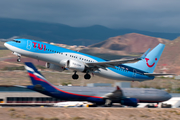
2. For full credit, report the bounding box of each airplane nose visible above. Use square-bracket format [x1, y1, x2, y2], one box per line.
[4, 42, 8, 47]
[167, 94, 172, 100]
[4, 42, 10, 49]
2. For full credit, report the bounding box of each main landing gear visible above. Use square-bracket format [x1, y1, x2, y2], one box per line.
[84, 73, 91, 79]
[72, 72, 79, 80]
[72, 72, 91, 80]
[104, 99, 113, 107]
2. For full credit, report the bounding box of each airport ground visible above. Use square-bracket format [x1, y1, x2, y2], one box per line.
[0, 46, 180, 120]
[0, 70, 179, 93]
[0, 107, 180, 120]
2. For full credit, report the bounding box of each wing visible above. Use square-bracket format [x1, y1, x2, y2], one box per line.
[86, 57, 141, 69]
[86, 48, 151, 70]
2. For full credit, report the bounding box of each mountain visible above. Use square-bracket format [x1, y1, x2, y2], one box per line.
[0, 18, 180, 46]
[85, 33, 180, 74]
[88, 33, 169, 54]
[156, 37, 180, 74]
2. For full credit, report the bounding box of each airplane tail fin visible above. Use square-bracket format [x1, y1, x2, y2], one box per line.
[24, 62, 52, 87]
[127, 43, 165, 73]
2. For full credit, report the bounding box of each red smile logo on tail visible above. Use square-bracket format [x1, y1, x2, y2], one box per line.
[145, 58, 157, 67]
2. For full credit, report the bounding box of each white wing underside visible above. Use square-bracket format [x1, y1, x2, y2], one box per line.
[86, 58, 140, 70]
[144, 73, 176, 76]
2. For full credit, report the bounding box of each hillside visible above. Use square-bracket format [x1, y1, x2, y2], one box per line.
[89, 33, 169, 54]
[0, 17, 179, 46]
[85, 33, 180, 74]
[156, 37, 180, 74]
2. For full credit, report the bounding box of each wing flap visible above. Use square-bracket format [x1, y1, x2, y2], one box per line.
[87, 58, 141, 68]
[86, 47, 150, 69]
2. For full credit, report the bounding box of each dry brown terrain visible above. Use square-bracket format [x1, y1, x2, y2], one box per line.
[89, 33, 169, 54]
[0, 70, 179, 93]
[83, 33, 180, 74]
[0, 107, 180, 120]
[157, 37, 180, 74]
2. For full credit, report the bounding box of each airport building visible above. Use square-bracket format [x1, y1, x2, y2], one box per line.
[0, 85, 63, 106]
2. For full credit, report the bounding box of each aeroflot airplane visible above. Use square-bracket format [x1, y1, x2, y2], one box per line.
[20, 62, 171, 107]
[4, 39, 174, 81]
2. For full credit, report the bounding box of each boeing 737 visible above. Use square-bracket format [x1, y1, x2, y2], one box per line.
[20, 62, 171, 107]
[4, 39, 174, 81]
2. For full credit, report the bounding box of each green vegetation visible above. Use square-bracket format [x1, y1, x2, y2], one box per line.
[36, 117, 60, 120]
[72, 116, 85, 120]
[36, 65, 46, 69]
[2, 66, 25, 71]
[61, 82, 72, 86]
[0, 50, 11, 57]
[8, 108, 15, 111]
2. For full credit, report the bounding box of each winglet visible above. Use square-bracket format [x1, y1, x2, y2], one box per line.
[140, 48, 151, 59]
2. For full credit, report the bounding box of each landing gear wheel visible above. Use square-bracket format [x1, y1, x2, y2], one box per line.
[72, 74, 79, 80]
[104, 99, 112, 107]
[84, 74, 91, 79]
[17, 57, 21, 62]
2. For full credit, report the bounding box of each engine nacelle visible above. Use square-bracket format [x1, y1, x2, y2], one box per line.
[66, 60, 85, 72]
[45, 62, 64, 72]
[60, 59, 69, 67]
[120, 98, 138, 107]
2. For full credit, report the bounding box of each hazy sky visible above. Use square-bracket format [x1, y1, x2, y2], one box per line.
[0, 0, 180, 32]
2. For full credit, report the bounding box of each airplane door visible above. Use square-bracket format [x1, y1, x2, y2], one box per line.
[132, 69, 137, 78]
[26, 40, 32, 50]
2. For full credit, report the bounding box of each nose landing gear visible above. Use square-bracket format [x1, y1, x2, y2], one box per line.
[12, 52, 21, 62]
[17, 56, 21, 62]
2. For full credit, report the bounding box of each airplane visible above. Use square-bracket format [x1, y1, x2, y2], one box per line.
[4, 39, 174, 81]
[17, 62, 171, 107]
[53, 101, 92, 107]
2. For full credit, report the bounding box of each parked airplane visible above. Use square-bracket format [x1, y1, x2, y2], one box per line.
[4, 39, 174, 81]
[53, 101, 92, 107]
[17, 62, 171, 107]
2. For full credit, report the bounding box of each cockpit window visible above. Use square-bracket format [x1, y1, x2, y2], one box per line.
[12, 40, 21, 43]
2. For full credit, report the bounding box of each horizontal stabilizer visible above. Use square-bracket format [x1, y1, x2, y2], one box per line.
[13, 85, 26, 88]
[144, 73, 176, 76]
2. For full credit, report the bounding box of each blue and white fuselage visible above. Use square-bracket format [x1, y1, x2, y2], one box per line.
[4, 39, 167, 81]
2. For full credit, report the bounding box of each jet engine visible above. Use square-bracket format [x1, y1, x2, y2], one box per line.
[66, 60, 85, 72]
[45, 62, 64, 72]
[120, 98, 139, 107]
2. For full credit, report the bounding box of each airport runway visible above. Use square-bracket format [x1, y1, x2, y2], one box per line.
[0, 107, 179, 120]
